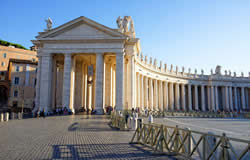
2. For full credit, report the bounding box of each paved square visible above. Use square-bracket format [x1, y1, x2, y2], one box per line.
[0, 115, 179, 160]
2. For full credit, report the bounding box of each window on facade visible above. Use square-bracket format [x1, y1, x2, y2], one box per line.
[16, 66, 20, 72]
[3, 53, 6, 58]
[14, 91, 18, 97]
[14, 77, 19, 85]
[1, 62, 5, 66]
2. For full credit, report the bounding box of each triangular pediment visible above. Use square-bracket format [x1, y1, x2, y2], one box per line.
[37, 16, 126, 40]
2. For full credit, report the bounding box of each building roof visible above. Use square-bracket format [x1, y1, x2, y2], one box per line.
[0, 45, 37, 56]
[8, 58, 38, 65]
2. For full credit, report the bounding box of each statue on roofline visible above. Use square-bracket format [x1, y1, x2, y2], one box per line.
[116, 16, 123, 29]
[215, 65, 222, 75]
[116, 16, 135, 36]
[45, 17, 53, 31]
[123, 16, 131, 32]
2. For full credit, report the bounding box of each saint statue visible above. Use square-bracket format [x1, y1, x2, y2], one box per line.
[129, 19, 135, 33]
[215, 65, 222, 75]
[123, 16, 130, 32]
[45, 17, 53, 31]
[116, 16, 123, 29]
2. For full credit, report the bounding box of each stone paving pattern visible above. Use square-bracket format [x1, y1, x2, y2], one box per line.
[0, 115, 182, 160]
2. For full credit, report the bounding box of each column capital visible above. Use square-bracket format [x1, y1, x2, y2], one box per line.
[64, 53, 72, 58]
[42, 54, 53, 58]
[116, 51, 125, 56]
[96, 52, 105, 55]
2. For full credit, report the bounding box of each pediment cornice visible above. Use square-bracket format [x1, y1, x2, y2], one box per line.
[36, 16, 127, 40]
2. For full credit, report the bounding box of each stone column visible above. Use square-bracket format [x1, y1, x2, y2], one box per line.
[92, 70, 96, 110]
[215, 86, 219, 111]
[124, 58, 128, 109]
[81, 63, 86, 110]
[154, 79, 158, 110]
[188, 84, 192, 111]
[140, 75, 144, 110]
[159, 80, 163, 111]
[149, 78, 154, 111]
[144, 77, 149, 110]
[87, 76, 92, 110]
[131, 55, 135, 108]
[246, 89, 249, 109]
[201, 85, 206, 111]
[70, 56, 76, 113]
[181, 84, 186, 111]
[84, 64, 88, 109]
[95, 53, 104, 114]
[137, 73, 140, 108]
[169, 82, 174, 111]
[211, 86, 215, 111]
[207, 86, 211, 111]
[225, 86, 229, 110]
[194, 85, 198, 111]
[229, 86, 233, 111]
[115, 53, 124, 111]
[112, 64, 116, 107]
[62, 54, 72, 111]
[164, 82, 169, 111]
[175, 83, 180, 110]
[233, 87, 238, 111]
[110, 64, 113, 106]
[40, 55, 53, 113]
[241, 87, 246, 110]
[51, 57, 57, 110]
[34, 56, 41, 113]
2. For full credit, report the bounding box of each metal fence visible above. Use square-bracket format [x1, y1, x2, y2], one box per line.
[110, 112, 126, 130]
[130, 122, 250, 160]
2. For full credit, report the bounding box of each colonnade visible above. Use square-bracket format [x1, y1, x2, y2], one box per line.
[35, 51, 125, 114]
[135, 73, 250, 112]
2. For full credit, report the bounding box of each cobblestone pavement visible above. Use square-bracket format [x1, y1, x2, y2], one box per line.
[0, 115, 181, 160]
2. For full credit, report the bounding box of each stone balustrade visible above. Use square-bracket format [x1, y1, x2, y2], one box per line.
[135, 53, 250, 80]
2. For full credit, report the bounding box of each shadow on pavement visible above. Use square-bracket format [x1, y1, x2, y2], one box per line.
[51, 143, 175, 160]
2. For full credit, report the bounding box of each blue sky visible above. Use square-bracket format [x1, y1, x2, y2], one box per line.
[1, 0, 250, 75]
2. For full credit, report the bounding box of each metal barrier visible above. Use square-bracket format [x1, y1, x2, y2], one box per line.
[110, 112, 127, 130]
[130, 122, 250, 160]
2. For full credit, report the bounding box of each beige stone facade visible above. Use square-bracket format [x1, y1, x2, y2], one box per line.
[0, 45, 37, 109]
[8, 59, 37, 110]
[33, 16, 250, 114]
[0, 45, 37, 71]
